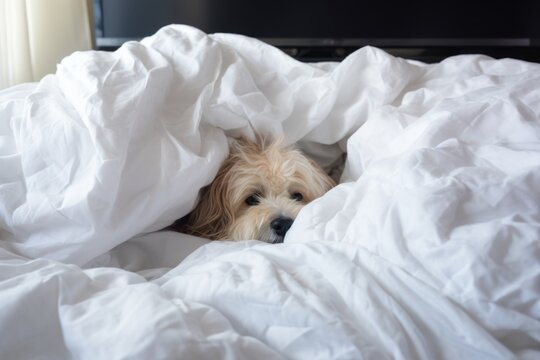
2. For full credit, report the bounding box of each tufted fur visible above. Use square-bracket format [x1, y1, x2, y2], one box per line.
[184, 137, 335, 243]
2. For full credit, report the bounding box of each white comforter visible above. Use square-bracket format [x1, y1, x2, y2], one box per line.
[1, 25, 539, 359]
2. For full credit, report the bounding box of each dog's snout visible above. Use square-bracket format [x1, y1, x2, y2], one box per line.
[270, 216, 294, 237]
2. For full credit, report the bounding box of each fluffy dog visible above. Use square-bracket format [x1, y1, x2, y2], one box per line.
[184, 137, 335, 243]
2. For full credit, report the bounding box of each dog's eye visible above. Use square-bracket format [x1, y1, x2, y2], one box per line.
[291, 192, 303, 201]
[245, 194, 260, 206]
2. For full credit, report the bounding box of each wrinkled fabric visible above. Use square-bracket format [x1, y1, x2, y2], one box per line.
[0, 25, 539, 359]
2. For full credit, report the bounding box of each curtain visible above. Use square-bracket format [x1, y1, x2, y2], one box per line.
[0, 0, 93, 90]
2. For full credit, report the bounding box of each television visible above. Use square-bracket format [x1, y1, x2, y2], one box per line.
[93, 0, 540, 62]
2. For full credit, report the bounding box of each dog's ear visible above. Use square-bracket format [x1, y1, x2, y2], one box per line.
[308, 158, 336, 192]
[187, 158, 235, 240]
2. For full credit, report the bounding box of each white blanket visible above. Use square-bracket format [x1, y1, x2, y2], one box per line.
[0, 25, 539, 359]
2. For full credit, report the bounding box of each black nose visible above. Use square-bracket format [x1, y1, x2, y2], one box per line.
[270, 216, 294, 237]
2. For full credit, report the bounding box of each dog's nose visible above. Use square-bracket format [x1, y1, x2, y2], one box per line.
[270, 216, 294, 237]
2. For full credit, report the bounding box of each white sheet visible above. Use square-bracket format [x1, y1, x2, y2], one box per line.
[1, 25, 539, 359]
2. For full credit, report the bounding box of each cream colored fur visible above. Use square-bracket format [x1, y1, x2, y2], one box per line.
[186, 137, 335, 243]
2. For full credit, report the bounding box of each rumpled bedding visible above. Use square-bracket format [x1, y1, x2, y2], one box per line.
[0, 25, 539, 359]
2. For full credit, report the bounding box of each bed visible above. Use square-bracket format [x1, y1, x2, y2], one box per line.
[0, 25, 539, 359]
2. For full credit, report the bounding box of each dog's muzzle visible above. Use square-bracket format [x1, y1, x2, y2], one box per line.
[270, 216, 293, 243]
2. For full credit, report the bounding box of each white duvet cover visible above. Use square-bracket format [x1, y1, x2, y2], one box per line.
[0, 25, 539, 359]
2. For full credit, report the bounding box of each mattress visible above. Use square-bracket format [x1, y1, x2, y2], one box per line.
[0, 25, 539, 359]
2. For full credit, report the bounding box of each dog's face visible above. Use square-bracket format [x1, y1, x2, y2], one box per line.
[187, 138, 335, 243]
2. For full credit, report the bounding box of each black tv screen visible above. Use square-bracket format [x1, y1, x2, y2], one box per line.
[94, 0, 540, 62]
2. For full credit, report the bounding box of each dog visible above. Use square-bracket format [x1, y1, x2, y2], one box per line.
[182, 137, 335, 243]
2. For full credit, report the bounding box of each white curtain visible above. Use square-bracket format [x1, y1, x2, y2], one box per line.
[0, 0, 93, 90]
